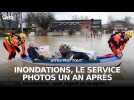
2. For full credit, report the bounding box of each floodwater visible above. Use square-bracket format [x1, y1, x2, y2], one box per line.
[0, 32, 134, 84]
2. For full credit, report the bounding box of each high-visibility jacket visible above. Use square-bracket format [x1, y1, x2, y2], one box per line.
[108, 32, 129, 56]
[3, 36, 20, 53]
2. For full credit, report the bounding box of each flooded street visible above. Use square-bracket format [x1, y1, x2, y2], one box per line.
[0, 33, 134, 83]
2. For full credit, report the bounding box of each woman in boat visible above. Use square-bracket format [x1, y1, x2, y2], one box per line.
[3, 32, 20, 61]
[18, 32, 27, 58]
[108, 31, 132, 57]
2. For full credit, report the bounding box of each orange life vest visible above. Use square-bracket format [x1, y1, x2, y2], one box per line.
[3, 36, 19, 53]
[3, 39, 16, 53]
[108, 32, 128, 56]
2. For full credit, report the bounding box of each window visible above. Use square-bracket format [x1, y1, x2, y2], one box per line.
[92, 20, 101, 25]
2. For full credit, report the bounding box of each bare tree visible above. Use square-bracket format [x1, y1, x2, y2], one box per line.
[107, 16, 115, 33]
[25, 12, 33, 29]
[107, 16, 114, 24]
[7, 12, 12, 30]
[124, 16, 131, 24]
[25, 12, 55, 35]
[12, 12, 21, 32]
[124, 16, 133, 29]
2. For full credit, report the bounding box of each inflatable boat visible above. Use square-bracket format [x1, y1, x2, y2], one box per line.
[16, 45, 122, 67]
[17, 54, 122, 67]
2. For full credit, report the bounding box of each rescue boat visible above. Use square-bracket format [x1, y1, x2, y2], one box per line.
[18, 54, 122, 67]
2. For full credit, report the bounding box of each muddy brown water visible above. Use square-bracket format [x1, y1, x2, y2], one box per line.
[0, 33, 134, 84]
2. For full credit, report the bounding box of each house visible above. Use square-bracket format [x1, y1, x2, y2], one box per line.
[49, 19, 102, 32]
[0, 20, 18, 30]
[109, 20, 133, 31]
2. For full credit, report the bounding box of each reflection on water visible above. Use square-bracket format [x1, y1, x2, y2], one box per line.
[0, 33, 134, 80]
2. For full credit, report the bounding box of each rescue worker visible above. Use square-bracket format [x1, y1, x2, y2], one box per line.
[18, 32, 27, 58]
[108, 31, 132, 57]
[3, 32, 20, 61]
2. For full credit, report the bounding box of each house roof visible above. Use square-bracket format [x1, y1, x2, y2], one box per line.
[111, 20, 127, 25]
[52, 19, 101, 23]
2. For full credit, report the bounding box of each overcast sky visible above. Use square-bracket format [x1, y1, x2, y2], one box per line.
[51, 12, 134, 24]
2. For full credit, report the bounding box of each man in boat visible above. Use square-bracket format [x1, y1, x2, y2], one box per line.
[27, 42, 47, 61]
[108, 31, 133, 58]
[57, 44, 90, 61]
[3, 32, 21, 62]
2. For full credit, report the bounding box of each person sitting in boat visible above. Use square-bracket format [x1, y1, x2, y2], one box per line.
[108, 31, 133, 58]
[17, 32, 27, 58]
[57, 44, 90, 61]
[27, 42, 46, 61]
[3, 32, 21, 62]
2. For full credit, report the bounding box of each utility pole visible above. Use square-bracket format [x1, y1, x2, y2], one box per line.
[20, 12, 23, 32]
